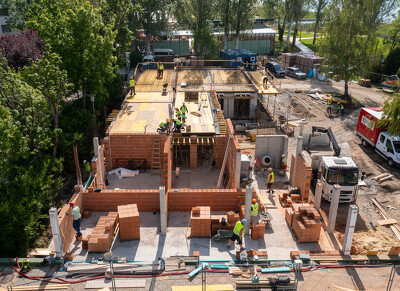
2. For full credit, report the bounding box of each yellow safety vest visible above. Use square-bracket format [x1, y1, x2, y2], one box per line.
[129, 79, 135, 87]
[176, 110, 181, 118]
[282, 156, 287, 166]
[180, 105, 187, 114]
[175, 119, 182, 126]
[233, 221, 244, 236]
[267, 171, 274, 183]
[338, 104, 344, 110]
[327, 99, 332, 107]
[251, 203, 258, 216]
[160, 64, 164, 70]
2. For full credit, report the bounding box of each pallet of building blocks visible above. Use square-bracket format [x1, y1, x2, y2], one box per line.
[88, 212, 118, 252]
[290, 204, 322, 242]
[118, 204, 140, 241]
[190, 206, 211, 237]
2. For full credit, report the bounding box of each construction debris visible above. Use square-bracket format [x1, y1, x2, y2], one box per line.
[372, 198, 400, 241]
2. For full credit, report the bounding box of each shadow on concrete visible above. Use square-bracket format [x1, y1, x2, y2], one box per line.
[189, 237, 211, 257]
[346, 268, 366, 291]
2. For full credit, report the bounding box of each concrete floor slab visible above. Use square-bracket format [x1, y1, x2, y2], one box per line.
[107, 172, 161, 190]
[172, 167, 219, 189]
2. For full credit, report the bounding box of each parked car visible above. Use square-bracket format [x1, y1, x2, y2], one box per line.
[153, 48, 176, 62]
[266, 62, 286, 78]
[142, 55, 157, 69]
[381, 75, 399, 89]
[285, 67, 307, 80]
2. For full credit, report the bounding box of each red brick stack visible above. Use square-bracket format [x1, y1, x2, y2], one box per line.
[82, 234, 90, 249]
[286, 203, 321, 242]
[251, 223, 265, 240]
[279, 192, 303, 207]
[190, 206, 211, 237]
[88, 212, 118, 252]
[118, 204, 140, 240]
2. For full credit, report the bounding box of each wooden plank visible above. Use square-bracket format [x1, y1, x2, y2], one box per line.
[10, 284, 70, 290]
[372, 198, 400, 240]
[378, 219, 397, 226]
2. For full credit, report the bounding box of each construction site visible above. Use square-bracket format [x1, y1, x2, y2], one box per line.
[3, 61, 400, 291]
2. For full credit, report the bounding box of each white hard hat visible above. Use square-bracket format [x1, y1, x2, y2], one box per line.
[83, 160, 87, 164]
[282, 154, 286, 157]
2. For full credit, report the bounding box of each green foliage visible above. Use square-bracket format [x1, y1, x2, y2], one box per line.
[0, 0, 31, 30]
[0, 57, 63, 256]
[379, 94, 400, 135]
[193, 28, 219, 59]
[383, 48, 400, 76]
[26, 0, 117, 99]
[130, 50, 143, 68]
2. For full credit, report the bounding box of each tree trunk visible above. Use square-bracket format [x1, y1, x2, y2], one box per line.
[344, 78, 349, 98]
[223, 0, 231, 50]
[313, 8, 321, 45]
[82, 87, 86, 108]
[286, 12, 294, 49]
[235, 0, 243, 49]
[292, 20, 299, 48]
[235, 36, 239, 49]
[279, 14, 287, 42]
[145, 3, 151, 55]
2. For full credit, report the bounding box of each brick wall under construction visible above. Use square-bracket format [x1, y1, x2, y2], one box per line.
[59, 186, 83, 252]
[226, 119, 241, 189]
[289, 151, 312, 201]
[91, 145, 106, 189]
[103, 133, 167, 171]
[83, 188, 160, 212]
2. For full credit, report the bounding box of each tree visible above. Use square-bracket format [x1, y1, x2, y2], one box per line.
[320, 0, 376, 98]
[0, 57, 63, 256]
[0, 0, 31, 30]
[26, 0, 117, 107]
[386, 13, 400, 52]
[217, 0, 234, 49]
[176, 0, 219, 58]
[262, 0, 290, 42]
[0, 29, 44, 69]
[312, 0, 329, 45]
[383, 47, 400, 75]
[21, 52, 73, 161]
[231, 0, 256, 49]
[379, 91, 400, 135]
[291, 0, 310, 48]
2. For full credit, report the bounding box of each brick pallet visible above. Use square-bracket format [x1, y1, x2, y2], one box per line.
[191, 206, 211, 237]
[118, 204, 140, 240]
[286, 203, 321, 242]
[88, 212, 118, 252]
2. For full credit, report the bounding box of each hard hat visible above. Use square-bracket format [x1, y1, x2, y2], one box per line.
[158, 61, 161, 63]
[252, 199, 257, 203]
[268, 167, 272, 171]
[338, 101, 341, 104]
[175, 108, 179, 110]
[282, 154, 286, 157]
[182, 102, 185, 105]
[83, 160, 87, 164]
[130, 77, 133, 79]
[69, 202, 75, 206]
[241, 219, 247, 225]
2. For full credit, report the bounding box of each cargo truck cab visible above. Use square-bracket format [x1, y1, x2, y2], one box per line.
[318, 157, 358, 203]
[375, 132, 400, 167]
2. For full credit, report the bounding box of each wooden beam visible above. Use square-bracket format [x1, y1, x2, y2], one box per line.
[217, 137, 231, 189]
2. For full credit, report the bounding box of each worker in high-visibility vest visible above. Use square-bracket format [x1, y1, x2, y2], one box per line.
[180, 102, 187, 115]
[173, 118, 182, 133]
[281, 154, 287, 175]
[337, 101, 344, 117]
[175, 108, 182, 121]
[327, 97, 332, 115]
[157, 61, 161, 78]
[84, 160, 91, 177]
[251, 199, 259, 226]
[159, 63, 164, 78]
[267, 167, 274, 195]
[158, 121, 168, 132]
[227, 219, 247, 251]
[66, 202, 82, 238]
[129, 77, 136, 95]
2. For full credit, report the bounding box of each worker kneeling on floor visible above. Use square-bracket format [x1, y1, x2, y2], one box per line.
[158, 121, 168, 132]
[227, 219, 246, 251]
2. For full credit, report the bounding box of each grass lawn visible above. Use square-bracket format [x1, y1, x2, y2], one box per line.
[283, 31, 316, 39]
[275, 39, 301, 53]
[300, 38, 320, 53]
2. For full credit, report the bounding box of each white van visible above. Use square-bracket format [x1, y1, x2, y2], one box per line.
[153, 48, 175, 62]
[375, 132, 400, 167]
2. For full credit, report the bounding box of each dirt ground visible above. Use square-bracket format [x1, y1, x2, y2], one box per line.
[244, 76, 400, 254]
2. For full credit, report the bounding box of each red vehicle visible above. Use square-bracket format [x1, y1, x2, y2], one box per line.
[356, 107, 400, 167]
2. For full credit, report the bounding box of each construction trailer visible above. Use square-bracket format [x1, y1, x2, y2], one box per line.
[219, 49, 257, 70]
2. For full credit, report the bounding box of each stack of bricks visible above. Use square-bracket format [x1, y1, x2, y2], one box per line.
[289, 151, 312, 201]
[279, 192, 303, 207]
[88, 212, 118, 252]
[191, 206, 211, 237]
[286, 203, 322, 242]
[211, 215, 230, 235]
[82, 234, 90, 249]
[236, 249, 268, 260]
[118, 204, 140, 240]
[251, 223, 265, 240]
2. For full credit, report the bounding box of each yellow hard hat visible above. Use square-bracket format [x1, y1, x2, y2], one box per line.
[338, 101, 341, 104]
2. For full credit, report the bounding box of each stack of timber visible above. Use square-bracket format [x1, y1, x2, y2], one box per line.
[372, 198, 400, 240]
[67, 262, 162, 274]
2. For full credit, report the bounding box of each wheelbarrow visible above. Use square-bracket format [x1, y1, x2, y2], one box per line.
[259, 210, 273, 228]
[212, 229, 233, 241]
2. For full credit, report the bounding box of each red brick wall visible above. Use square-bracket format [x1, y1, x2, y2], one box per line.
[168, 189, 246, 211]
[103, 133, 167, 171]
[213, 135, 226, 167]
[58, 186, 83, 252]
[226, 119, 241, 189]
[162, 137, 171, 189]
[190, 136, 197, 169]
[83, 188, 160, 212]
[289, 151, 312, 201]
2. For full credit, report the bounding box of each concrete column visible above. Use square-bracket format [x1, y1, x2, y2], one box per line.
[244, 185, 252, 235]
[314, 180, 323, 211]
[290, 136, 303, 186]
[342, 204, 358, 255]
[93, 137, 99, 157]
[190, 136, 197, 169]
[328, 184, 341, 234]
[159, 187, 167, 235]
[49, 207, 63, 258]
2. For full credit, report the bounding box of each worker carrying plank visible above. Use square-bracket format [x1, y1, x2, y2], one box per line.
[227, 219, 247, 251]
[129, 77, 136, 95]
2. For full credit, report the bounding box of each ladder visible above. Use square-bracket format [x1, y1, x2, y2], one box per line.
[151, 137, 162, 175]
